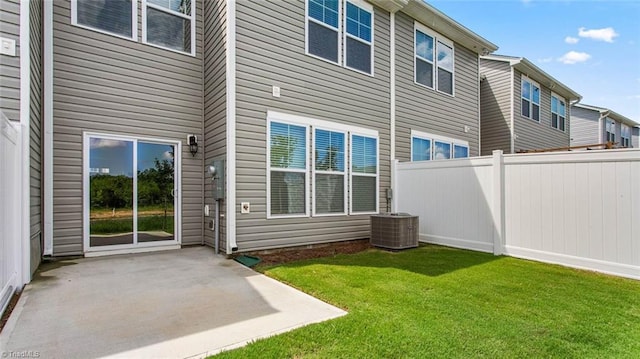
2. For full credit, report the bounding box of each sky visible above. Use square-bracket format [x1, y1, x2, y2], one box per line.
[428, 0, 640, 124]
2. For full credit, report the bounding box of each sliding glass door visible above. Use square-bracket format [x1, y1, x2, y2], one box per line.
[85, 134, 179, 250]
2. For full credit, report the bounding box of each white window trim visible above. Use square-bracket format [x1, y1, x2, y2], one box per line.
[605, 118, 616, 143]
[71, 0, 138, 41]
[621, 124, 631, 147]
[550, 92, 566, 132]
[410, 129, 469, 161]
[266, 119, 311, 219]
[414, 22, 455, 97]
[521, 76, 540, 122]
[343, 0, 374, 76]
[266, 111, 379, 218]
[305, 0, 343, 66]
[142, 0, 197, 56]
[312, 126, 348, 217]
[349, 132, 379, 215]
[82, 132, 182, 253]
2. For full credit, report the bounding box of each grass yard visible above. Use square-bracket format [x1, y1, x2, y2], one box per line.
[213, 245, 640, 358]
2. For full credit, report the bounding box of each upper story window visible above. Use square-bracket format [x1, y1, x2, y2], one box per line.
[605, 119, 616, 143]
[72, 0, 137, 40]
[621, 124, 631, 147]
[414, 23, 455, 95]
[521, 77, 540, 121]
[143, 0, 196, 55]
[306, 0, 374, 75]
[551, 94, 566, 132]
[267, 112, 379, 218]
[411, 130, 469, 161]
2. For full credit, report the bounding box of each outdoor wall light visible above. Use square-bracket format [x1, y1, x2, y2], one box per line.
[188, 134, 198, 157]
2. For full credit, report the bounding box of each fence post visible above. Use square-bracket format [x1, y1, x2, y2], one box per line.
[492, 150, 505, 255]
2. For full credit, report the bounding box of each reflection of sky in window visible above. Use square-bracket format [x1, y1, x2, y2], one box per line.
[352, 135, 377, 173]
[147, 7, 190, 52]
[90, 138, 133, 177]
[532, 85, 540, 104]
[308, 0, 339, 28]
[316, 129, 345, 171]
[434, 141, 451, 160]
[271, 122, 306, 169]
[522, 80, 530, 99]
[138, 142, 174, 171]
[346, 2, 371, 42]
[453, 145, 468, 158]
[412, 137, 431, 161]
[437, 42, 453, 71]
[416, 30, 433, 61]
[148, 0, 190, 15]
[551, 97, 558, 113]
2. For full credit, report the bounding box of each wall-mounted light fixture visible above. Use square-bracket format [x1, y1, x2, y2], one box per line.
[188, 135, 198, 157]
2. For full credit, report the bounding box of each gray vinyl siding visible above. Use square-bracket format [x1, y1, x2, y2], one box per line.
[51, 0, 204, 255]
[479, 59, 511, 155]
[633, 127, 639, 148]
[513, 70, 570, 152]
[395, 11, 480, 160]
[29, 0, 42, 273]
[570, 106, 600, 146]
[203, 0, 227, 252]
[233, 1, 391, 251]
[0, 0, 20, 122]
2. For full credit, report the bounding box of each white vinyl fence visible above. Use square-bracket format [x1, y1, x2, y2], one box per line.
[1, 114, 21, 314]
[394, 149, 640, 280]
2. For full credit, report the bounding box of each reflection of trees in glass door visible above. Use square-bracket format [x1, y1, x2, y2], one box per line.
[87, 135, 177, 249]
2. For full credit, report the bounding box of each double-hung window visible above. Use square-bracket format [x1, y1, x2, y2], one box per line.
[350, 134, 378, 213]
[521, 77, 540, 121]
[268, 113, 378, 218]
[551, 94, 566, 131]
[72, 0, 137, 40]
[411, 130, 469, 161]
[605, 119, 616, 143]
[621, 124, 631, 147]
[143, 0, 196, 55]
[306, 0, 374, 75]
[415, 23, 454, 95]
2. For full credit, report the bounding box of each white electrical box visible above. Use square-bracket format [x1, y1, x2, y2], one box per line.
[272, 86, 281, 98]
[1, 37, 16, 56]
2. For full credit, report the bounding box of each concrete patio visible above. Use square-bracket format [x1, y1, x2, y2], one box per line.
[0, 247, 346, 358]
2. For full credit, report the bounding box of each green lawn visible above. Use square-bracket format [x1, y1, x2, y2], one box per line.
[213, 245, 640, 359]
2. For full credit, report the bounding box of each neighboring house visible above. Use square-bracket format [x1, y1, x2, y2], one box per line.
[634, 126, 640, 148]
[479, 55, 581, 154]
[570, 103, 639, 148]
[2, 0, 496, 283]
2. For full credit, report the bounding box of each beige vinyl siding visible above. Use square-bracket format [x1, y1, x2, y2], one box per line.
[29, 0, 42, 273]
[203, 0, 227, 252]
[233, 1, 391, 251]
[0, 0, 20, 121]
[570, 106, 600, 147]
[51, 0, 204, 255]
[513, 70, 570, 152]
[479, 58, 511, 155]
[395, 11, 480, 160]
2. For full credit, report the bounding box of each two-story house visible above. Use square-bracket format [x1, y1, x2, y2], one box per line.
[2, 0, 497, 296]
[570, 103, 639, 149]
[479, 54, 581, 154]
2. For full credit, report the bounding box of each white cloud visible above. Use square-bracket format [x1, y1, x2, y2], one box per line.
[163, 151, 173, 160]
[538, 57, 553, 63]
[558, 51, 591, 64]
[628, 95, 640, 100]
[578, 27, 619, 43]
[565, 36, 579, 44]
[90, 138, 127, 149]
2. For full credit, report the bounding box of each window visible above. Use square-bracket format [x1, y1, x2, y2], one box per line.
[621, 124, 631, 147]
[605, 119, 616, 143]
[267, 112, 379, 218]
[551, 94, 566, 131]
[306, 0, 374, 75]
[415, 23, 455, 95]
[314, 129, 346, 215]
[350, 134, 378, 213]
[269, 122, 309, 217]
[143, 0, 195, 55]
[521, 77, 540, 121]
[72, 0, 137, 40]
[411, 130, 469, 161]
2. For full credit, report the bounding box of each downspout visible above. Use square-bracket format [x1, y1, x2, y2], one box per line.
[43, 0, 53, 256]
[477, 55, 481, 156]
[19, 0, 32, 283]
[509, 66, 515, 154]
[200, 2, 205, 246]
[389, 11, 396, 212]
[225, 0, 238, 253]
